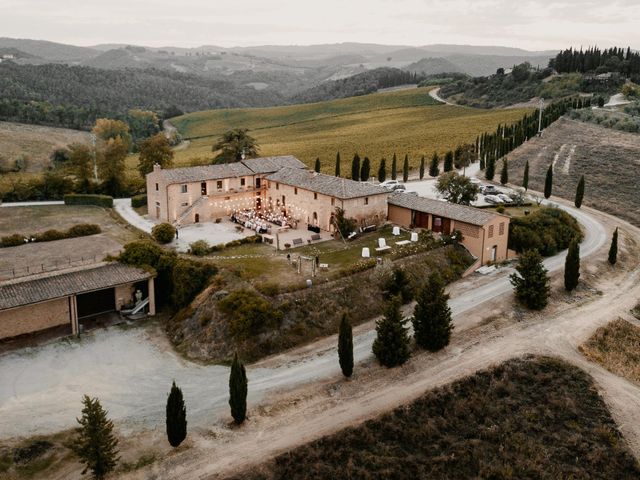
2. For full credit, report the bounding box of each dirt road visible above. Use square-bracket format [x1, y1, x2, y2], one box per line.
[428, 87, 456, 105]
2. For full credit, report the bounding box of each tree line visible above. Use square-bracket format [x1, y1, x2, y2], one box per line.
[549, 46, 640, 76]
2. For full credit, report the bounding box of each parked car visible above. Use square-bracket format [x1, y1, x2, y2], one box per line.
[470, 178, 482, 185]
[480, 185, 500, 195]
[484, 194, 504, 204]
[497, 193, 513, 203]
[391, 183, 406, 191]
[379, 179, 400, 189]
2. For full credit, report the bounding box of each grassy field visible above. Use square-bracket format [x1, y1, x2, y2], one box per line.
[165, 87, 532, 174]
[506, 117, 640, 227]
[233, 356, 640, 480]
[580, 319, 640, 385]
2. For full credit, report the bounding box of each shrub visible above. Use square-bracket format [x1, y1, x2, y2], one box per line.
[496, 205, 505, 214]
[131, 194, 147, 208]
[152, 223, 176, 244]
[171, 258, 217, 308]
[508, 207, 582, 256]
[67, 224, 101, 237]
[218, 289, 283, 341]
[1, 234, 25, 247]
[35, 229, 66, 242]
[189, 240, 210, 257]
[64, 194, 113, 208]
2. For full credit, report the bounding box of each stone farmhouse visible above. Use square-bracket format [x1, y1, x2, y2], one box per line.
[146, 155, 509, 265]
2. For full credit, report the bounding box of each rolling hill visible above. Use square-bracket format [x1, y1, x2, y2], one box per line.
[166, 87, 532, 173]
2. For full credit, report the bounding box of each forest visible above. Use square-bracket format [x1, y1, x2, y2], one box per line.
[549, 46, 640, 76]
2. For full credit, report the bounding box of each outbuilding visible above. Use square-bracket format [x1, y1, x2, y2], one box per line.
[0, 262, 155, 341]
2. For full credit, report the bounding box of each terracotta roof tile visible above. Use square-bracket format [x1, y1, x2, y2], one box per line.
[388, 192, 499, 226]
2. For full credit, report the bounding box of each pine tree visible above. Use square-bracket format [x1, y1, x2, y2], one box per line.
[72, 395, 119, 480]
[419, 155, 425, 179]
[403, 154, 409, 182]
[500, 158, 508, 185]
[485, 157, 495, 181]
[574, 175, 585, 208]
[314, 157, 321, 173]
[229, 353, 248, 424]
[391, 153, 398, 180]
[608, 227, 618, 265]
[523, 160, 529, 191]
[166, 381, 187, 447]
[429, 152, 439, 177]
[564, 238, 581, 291]
[378, 158, 387, 183]
[544, 164, 553, 199]
[443, 151, 454, 172]
[510, 250, 551, 310]
[372, 297, 410, 368]
[335, 152, 341, 177]
[360, 156, 371, 182]
[338, 313, 354, 378]
[351, 153, 361, 181]
[412, 274, 453, 352]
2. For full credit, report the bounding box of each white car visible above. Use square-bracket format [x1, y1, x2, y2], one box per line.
[379, 180, 400, 189]
[484, 194, 504, 204]
[497, 193, 513, 203]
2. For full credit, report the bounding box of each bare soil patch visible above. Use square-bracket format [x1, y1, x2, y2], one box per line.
[506, 117, 640, 227]
[580, 319, 640, 385]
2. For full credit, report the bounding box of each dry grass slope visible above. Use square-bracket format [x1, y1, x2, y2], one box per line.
[580, 319, 640, 385]
[233, 356, 640, 480]
[166, 88, 532, 173]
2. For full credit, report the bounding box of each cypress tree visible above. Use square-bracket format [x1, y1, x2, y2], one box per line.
[608, 227, 618, 265]
[564, 238, 581, 291]
[372, 297, 410, 368]
[523, 160, 529, 191]
[166, 381, 187, 447]
[429, 152, 439, 177]
[479, 155, 485, 171]
[509, 250, 551, 310]
[544, 164, 553, 199]
[443, 151, 454, 172]
[351, 153, 361, 181]
[419, 155, 425, 179]
[335, 152, 341, 177]
[338, 313, 354, 378]
[500, 158, 509, 185]
[378, 158, 387, 183]
[574, 175, 585, 208]
[412, 274, 453, 352]
[403, 154, 409, 182]
[485, 157, 495, 181]
[360, 156, 371, 182]
[391, 153, 397, 180]
[72, 395, 119, 480]
[229, 353, 248, 424]
[314, 157, 321, 173]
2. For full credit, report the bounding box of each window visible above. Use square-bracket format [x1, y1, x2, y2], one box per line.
[314, 192, 318, 200]
[364, 197, 369, 205]
[217, 180, 223, 190]
[256, 178, 261, 188]
[282, 195, 286, 206]
[155, 183, 159, 191]
[181, 184, 187, 193]
[488, 225, 494, 238]
[331, 198, 335, 206]
[155, 201, 160, 206]
[294, 187, 298, 195]
[201, 182, 207, 196]
[240, 178, 246, 186]
[499, 222, 505, 236]
[276, 183, 279, 190]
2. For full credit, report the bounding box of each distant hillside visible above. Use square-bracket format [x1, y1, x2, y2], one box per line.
[404, 57, 463, 75]
[291, 67, 422, 103]
[0, 37, 98, 62]
[0, 62, 285, 128]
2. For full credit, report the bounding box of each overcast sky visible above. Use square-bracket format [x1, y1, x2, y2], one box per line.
[1, 0, 638, 50]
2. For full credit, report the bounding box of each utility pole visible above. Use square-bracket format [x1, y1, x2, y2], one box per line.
[537, 98, 544, 136]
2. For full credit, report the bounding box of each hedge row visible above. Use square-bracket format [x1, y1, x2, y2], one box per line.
[131, 194, 147, 208]
[1, 224, 102, 248]
[189, 235, 262, 256]
[64, 194, 113, 208]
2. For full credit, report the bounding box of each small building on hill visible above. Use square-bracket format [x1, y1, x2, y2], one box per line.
[387, 193, 510, 265]
[0, 262, 155, 341]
